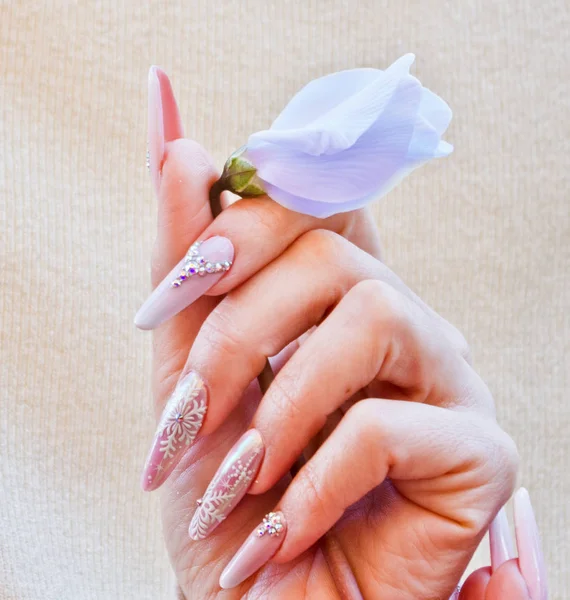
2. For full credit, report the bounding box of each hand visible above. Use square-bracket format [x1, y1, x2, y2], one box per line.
[137, 69, 543, 599]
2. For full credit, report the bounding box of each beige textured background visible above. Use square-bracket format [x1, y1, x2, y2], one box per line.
[0, 0, 568, 598]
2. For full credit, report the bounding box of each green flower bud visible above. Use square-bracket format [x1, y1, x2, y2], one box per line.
[220, 147, 266, 197]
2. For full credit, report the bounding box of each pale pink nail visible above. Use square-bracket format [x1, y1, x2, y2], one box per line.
[147, 66, 184, 194]
[148, 66, 165, 195]
[141, 371, 207, 491]
[219, 512, 286, 589]
[134, 236, 234, 330]
[514, 488, 548, 600]
[489, 507, 514, 572]
[189, 430, 264, 540]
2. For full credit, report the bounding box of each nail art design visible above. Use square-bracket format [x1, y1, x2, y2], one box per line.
[142, 371, 207, 491]
[171, 241, 232, 288]
[189, 430, 264, 540]
[219, 511, 287, 589]
[256, 512, 285, 538]
[134, 236, 234, 330]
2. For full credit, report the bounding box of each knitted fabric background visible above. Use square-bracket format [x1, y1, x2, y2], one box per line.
[0, 1, 568, 598]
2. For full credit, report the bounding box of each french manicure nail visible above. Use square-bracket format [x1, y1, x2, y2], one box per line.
[219, 512, 286, 589]
[189, 430, 264, 540]
[148, 66, 165, 195]
[514, 488, 548, 600]
[134, 236, 234, 330]
[141, 371, 207, 491]
[489, 507, 514, 572]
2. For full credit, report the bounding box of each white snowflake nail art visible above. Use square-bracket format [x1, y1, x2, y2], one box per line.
[142, 371, 207, 491]
[189, 429, 264, 540]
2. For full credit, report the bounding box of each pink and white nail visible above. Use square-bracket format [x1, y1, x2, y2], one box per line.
[142, 371, 207, 491]
[134, 236, 234, 330]
[189, 429, 264, 540]
[219, 511, 287, 589]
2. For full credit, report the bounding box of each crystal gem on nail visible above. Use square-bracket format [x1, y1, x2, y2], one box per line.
[171, 241, 232, 288]
[256, 512, 284, 538]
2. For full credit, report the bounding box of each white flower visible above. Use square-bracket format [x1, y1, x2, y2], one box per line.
[231, 54, 452, 218]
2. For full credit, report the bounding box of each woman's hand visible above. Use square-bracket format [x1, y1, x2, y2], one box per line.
[137, 69, 545, 599]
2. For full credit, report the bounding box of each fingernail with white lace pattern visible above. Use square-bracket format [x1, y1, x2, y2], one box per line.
[142, 371, 207, 491]
[189, 430, 264, 540]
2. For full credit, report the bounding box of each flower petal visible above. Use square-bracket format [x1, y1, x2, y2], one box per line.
[250, 64, 412, 156]
[262, 165, 413, 218]
[418, 87, 452, 135]
[247, 75, 422, 203]
[269, 69, 380, 131]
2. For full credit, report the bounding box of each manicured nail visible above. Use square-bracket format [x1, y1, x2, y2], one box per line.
[134, 236, 234, 330]
[189, 430, 264, 540]
[142, 371, 207, 491]
[489, 507, 514, 572]
[514, 488, 548, 600]
[147, 66, 184, 194]
[148, 66, 165, 195]
[219, 512, 286, 589]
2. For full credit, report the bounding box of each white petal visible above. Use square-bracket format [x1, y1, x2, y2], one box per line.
[262, 165, 414, 218]
[269, 69, 380, 131]
[250, 67, 407, 156]
[386, 53, 416, 76]
[247, 76, 423, 202]
[419, 87, 452, 135]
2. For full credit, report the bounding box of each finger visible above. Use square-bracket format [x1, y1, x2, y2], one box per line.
[134, 189, 387, 330]
[249, 277, 489, 494]
[485, 560, 532, 600]
[218, 401, 517, 590]
[489, 507, 514, 572]
[184, 229, 469, 434]
[459, 568, 491, 599]
[513, 488, 548, 600]
[139, 70, 235, 490]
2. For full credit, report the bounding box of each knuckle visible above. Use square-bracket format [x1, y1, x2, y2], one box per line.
[296, 228, 346, 263]
[297, 461, 333, 522]
[197, 304, 244, 361]
[344, 402, 390, 478]
[348, 279, 409, 336]
[490, 427, 520, 496]
[267, 372, 305, 423]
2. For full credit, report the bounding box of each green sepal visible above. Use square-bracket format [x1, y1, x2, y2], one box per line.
[221, 147, 266, 197]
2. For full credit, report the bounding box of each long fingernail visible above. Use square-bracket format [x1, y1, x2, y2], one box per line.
[148, 66, 165, 195]
[219, 512, 286, 589]
[134, 236, 234, 330]
[489, 507, 514, 572]
[189, 430, 264, 540]
[141, 371, 207, 491]
[514, 488, 548, 600]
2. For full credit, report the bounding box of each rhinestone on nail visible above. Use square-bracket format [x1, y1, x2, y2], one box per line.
[256, 512, 283, 538]
[171, 241, 232, 288]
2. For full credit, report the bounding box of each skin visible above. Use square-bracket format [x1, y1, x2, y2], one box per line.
[146, 138, 523, 599]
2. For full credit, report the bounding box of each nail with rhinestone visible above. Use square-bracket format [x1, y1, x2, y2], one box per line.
[189, 430, 264, 541]
[141, 371, 208, 491]
[170, 241, 232, 288]
[219, 511, 287, 589]
[135, 236, 234, 330]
